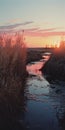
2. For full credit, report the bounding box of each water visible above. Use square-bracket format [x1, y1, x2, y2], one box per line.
[1, 53, 65, 130]
[21, 53, 65, 130]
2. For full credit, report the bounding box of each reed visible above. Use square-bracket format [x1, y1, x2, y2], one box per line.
[0, 33, 27, 125]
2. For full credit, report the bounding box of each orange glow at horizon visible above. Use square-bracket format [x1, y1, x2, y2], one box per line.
[25, 36, 61, 48]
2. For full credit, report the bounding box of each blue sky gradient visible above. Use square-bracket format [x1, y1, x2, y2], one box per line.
[0, 0, 65, 47]
[0, 0, 65, 28]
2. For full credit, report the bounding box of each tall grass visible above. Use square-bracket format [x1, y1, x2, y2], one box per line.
[0, 33, 27, 85]
[0, 33, 27, 128]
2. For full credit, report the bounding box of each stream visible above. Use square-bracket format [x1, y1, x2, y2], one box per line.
[20, 53, 65, 130]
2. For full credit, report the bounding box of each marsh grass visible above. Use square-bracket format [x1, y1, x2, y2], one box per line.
[0, 33, 27, 129]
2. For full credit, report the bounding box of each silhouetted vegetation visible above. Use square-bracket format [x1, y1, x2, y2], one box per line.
[27, 49, 42, 63]
[0, 33, 27, 129]
[41, 41, 65, 81]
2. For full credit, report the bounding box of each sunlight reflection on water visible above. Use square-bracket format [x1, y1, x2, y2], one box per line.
[26, 55, 51, 101]
[25, 54, 65, 130]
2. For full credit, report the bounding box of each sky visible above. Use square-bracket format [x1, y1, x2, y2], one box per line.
[0, 0, 65, 47]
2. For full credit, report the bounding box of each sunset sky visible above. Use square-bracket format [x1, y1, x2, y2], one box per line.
[0, 0, 65, 47]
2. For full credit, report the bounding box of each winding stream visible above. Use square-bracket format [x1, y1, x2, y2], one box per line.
[20, 53, 65, 130]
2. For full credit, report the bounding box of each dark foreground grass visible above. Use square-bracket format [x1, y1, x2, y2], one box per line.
[0, 33, 27, 129]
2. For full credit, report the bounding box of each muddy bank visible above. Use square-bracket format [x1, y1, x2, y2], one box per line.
[41, 50, 65, 81]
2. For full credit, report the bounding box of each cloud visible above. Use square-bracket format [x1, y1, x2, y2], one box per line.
[0, 24, 65, 37]
[0, 21, 34, 30]
[39, 27, 63, 32]
[16, 27, 62, 33]
[18, 27, 39, 33]
[25, 28, 39, 32]
[25, 31, 65, 37]
[6, 18, 22, 25]
[23, 27, 65, 37]
[0, 27, 39, 34]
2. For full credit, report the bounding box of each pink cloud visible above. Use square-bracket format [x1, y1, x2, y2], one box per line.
[25, 31, 65, 37]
